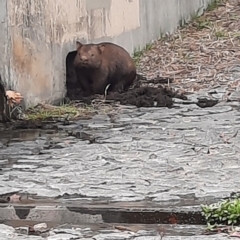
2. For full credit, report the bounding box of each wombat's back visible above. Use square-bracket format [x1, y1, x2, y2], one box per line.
[97, 42, 136, 92]
[99, 42, 133, 62]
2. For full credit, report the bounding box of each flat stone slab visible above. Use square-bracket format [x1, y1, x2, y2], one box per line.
[0, 89, 240, 238]
[0, 223, 230, 240]
[0, 92, 239, 202]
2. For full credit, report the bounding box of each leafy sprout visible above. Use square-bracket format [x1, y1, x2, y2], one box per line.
[201, 198, 240, 226]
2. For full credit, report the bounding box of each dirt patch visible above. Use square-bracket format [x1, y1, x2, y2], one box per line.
[66, 75, 188, 108]
[106, 85, 187, 108]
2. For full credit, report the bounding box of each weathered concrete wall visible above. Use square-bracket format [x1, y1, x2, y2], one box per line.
[0, 0, 213, 106]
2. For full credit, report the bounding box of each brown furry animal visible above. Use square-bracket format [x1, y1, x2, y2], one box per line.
[73, 41, 137, 96]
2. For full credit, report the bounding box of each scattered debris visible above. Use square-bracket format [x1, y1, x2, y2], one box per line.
[196, 98, 219, 108]
[7, 193, 22, 203]
[6, 90, 24, 107]
[25, 101, 115, 122]
[15, 222, 49, 237]
[106, 86, 187, 108]
[114, 225, 132, 231]
[137, 0, 240, 96]
[0, 75, 25, 122]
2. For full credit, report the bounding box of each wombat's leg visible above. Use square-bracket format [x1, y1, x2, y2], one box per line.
[79, 78, 93, 96]
[122, 74, 137, 91]
[91, 73, 109, 95]
[92, 81, 106, 95]
[112, 74, 136, 93]
[111, 81, 124, 93]
[75, 72, 92, 96]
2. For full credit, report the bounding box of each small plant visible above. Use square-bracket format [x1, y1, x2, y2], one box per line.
[189, 0, 226, 31]
[201, 198, 240, 226]
[24, 101, 101, 121]
[194, 17, 212, 30]
[215, 30, 227, 38]
[133, 43, 153, 66]
[207, 0, 225, 11]
[25, 104, 81, 121]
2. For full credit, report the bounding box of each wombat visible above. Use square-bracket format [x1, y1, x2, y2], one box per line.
[73, 41, 137, 96]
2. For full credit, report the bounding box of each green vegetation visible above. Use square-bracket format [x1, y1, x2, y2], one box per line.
[25, 103, 94, 121]
[215, 30, 227, 38]
[133, 43, 153, 66]
[192, 0, 226, 31]
[201, 195, 240, 227]
[194, 17, 213, 30]
[207, 0, 226, 11]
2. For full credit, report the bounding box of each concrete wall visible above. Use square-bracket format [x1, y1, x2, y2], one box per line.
[0, 0, 213, 106]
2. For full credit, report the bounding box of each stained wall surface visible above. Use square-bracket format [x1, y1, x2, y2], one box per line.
[0, 0, 212, 106]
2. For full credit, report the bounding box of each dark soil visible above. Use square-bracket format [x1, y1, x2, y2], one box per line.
[107, 86, 186, 108]
[66, 75, 188, 108]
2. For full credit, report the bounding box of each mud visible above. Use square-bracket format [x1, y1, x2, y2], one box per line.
[106, 86, 187, 108]
[66, 76, 188, 108]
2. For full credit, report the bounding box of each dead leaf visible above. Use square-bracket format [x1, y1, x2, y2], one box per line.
[114, 225, 132, 231]
[137, 0, 240, 95]
[169, 215, 178, 224]
[6, 90, 24, 107]
[230, 231, 240, 238]
[157, 225, 166, 239]
[7, 194, 21, 203]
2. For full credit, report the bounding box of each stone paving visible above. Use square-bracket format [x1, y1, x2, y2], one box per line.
[1, 85, 240, 238]
[0, 87, 239, 201]
[0, 223, 231, 239]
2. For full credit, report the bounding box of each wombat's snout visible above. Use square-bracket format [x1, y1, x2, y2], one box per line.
[80, 55, 88, 63]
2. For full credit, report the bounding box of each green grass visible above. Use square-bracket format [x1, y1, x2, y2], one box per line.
[188, 0, 226, 31]
[207, 0, 225, 11]
[194, 17, 213, 30]
[25, 103, 94, 121]
[133, 43, 153, 66]
[215, 30, 227, 38]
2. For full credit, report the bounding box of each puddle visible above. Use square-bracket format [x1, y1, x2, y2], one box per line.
[0, 129, 59, 143]
[0, 197, 216, 225]
[66, 205, 206, 225]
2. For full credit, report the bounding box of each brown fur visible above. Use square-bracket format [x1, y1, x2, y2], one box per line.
[73, 41, 137, 96]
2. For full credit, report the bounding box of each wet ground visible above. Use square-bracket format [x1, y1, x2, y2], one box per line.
[66, 76, 188, 108]
[0, 81, 240, 238]
[2, 1, 240, 237]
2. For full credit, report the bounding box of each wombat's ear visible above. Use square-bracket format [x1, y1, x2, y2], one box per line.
[98, 44, 105, 53]
[76, 41, 82, 49]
